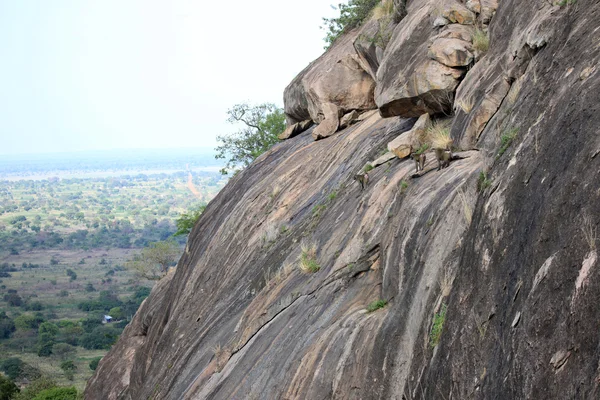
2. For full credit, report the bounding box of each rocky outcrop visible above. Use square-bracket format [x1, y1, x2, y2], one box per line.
[87, 0, 600, 399]
[283, 29, 377, 139]
[279, 120, 313, 140]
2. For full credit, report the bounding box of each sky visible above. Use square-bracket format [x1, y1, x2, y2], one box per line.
[0, 0, 339, 155]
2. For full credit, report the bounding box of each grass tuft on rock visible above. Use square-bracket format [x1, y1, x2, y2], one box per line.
[366, 299, 387, 312]
[427, 121, 453, 149]
[299, 242, 320, 273]
[429, 303, 447, 348]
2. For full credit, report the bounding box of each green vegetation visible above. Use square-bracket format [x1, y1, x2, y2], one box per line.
[322, 0, 380, 48]
[472, 28, 489, 54]
[400, 180, 409, 192]
[414, 143, 430, 155]
[477, 171, 492, 192]
[299, 242, 320, 273]
[497, 128, 519, 158]
[88, 357, 102, 371]
[363, 164, 374, 173]
[0, 172, 225, 254]
[556, 0, 576, 5]
[0, 374, 19, 400]
[215, 103, 286, 175]
[126, 240, 180, 280]
[174, 204, 206, 236]
[429, 303, 448, 348]
[366, 299, 387, 313]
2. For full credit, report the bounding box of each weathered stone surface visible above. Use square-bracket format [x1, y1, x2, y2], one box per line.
[388, 113, 430, 158]
[433, 16, 449, 27]
[376, 0, 468, 117]
[88, 1, 600, 400]
[442, 1, 476, 25]
[480, 0, 498, 23]
[466, 0, 481, 14]
[339, 110, 360, 129]
[312, 102, 341, 140]
[429, 38, 474, 67]
[284, 30, 376, 127]
[436, 24, 474, 42]
[279, 120, 313, 140]
[369, 151, 396, 168]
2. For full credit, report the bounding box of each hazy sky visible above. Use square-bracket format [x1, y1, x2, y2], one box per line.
[0, 0, 338, 155]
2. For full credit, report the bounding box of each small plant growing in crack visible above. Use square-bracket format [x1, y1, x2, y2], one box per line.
[299, 241, 320, 273]
[477, 171, 492, 192]
[497, 127, 519, 158]
[366, 299, 387, 312]
[429, 303, 447, 348]
[400, 180, 409, 193]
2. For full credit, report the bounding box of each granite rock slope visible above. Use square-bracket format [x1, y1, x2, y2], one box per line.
[86, 0, 600, 398]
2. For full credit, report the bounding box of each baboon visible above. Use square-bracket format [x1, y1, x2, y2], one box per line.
[434, 148, 452, 170]
[354, 173, 369, 190]
[411, 152, 426, 173]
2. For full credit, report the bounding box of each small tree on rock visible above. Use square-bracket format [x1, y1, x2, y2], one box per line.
[126, 240, 180, 280]
[215, 103, 285, 175]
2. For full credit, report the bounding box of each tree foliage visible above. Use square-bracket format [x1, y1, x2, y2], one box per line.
[0, 374, 19, 400]
[322, 0, 379, 47]
[174, 204, 206, 236]
[215, 103, 285, 175]
[126, 240, 180, 280]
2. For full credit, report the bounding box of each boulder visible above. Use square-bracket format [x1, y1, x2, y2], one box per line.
[284, 30, 377, 130]
[433, 16, 450, 28]
[376, 0, 468, 117]
[279, 120, 313, 140]
[428, 38, 474, 67]
[466, 0, 481, 14]
[339, 110, 360, 129]
[312, 103, 341, 140]
[369, 151, 396, 168]
[442, 2, 476, 25]
[387, 113, 431, 158]
[436, 24, 474, 42]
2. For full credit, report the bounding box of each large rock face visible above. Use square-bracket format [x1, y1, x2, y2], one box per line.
[86, 0, 600, 399]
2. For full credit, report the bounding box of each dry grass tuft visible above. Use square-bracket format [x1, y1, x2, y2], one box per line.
[299, 241, 320, 273]
[458, 190, 472, 225]
[438, 268, 454, 297]
[507, 78, 522, 106]
[582, 215, 597, 251]
[427, 120, 453, 149]
[373, 0, 394, 19]
[456, 95, 475, 114]
[472, 28, 489, 54]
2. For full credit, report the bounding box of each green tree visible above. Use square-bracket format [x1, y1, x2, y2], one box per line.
[88, 357, 102, 371]
[126, 240, 180, 280]
[13, 377, 56, 400]
[174, 204, 206, 236]
[322, 0, 379, 47]
[215, 103, 285, 175]
[0, 374, 19, 400]
[0, 358, 23, 380]
[28, 387, 77, 400]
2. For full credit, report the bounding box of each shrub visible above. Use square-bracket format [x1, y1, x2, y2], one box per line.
[497, 128, 519, 157]
[0, 374, 19, 400]
[89, 357, 102, 371]
[174, 204, 206, 236]
[366, 299, 387, 312]
[472, 28, 489, 54]
[427, 121, 453, 149]
[29, 387, 78, 400]
[0, 357, 24, 380]
[429, 303, 447, 348]
[477, 171, 492, 192]
[322, 0, 380, 48]
[12, 377, 56, 400]
[299, 242, 320, 273]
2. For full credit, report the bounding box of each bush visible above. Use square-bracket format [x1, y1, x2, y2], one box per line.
[322, 0, 379, 47]
[430, 303, 447, 348]
[0, 357, 24, 380]
[89, 357, 102, 371]
[366, 299, 387, 313]
[79, 327, 120, 350]
[0, 312, 15, 339]
[0, 374, 19, 400]
[174, 204, 206, 236]
[12, 377, 56, 400]
[29, 387, 78, 400]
